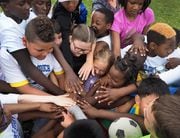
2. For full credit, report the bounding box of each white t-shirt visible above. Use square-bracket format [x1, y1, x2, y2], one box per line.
[26, 8, 52, 24]
[0, 94, 20, 138]
[159, 47, 180, 85]
[97, 34, 112, 50]
[0, 12, 25, 52]
[0, 48, 64, 90]
[121, 45, 180, 85]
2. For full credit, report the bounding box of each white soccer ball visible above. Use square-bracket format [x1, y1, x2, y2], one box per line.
[108, 117, 143, 138]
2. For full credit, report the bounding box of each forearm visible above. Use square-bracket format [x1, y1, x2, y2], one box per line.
[132, 33, 145, 42]
[57, 74, 65, 90]
[18, 111, 55, 121]
[0, 80, 18, 93]
[11, 49, 65, 95]
[117, 84, 137, 97]
[112, 31, 120, 58]
[18, 95, 56, 104]
[4, 103, 42, 115]
[53, 46, 73, 73]
[16, 85, 50, 96]
[86, 42, 96, 63]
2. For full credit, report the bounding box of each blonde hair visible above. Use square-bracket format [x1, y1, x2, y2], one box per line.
[94, 41, 114, 73]
[71, 24, 96, 43]
[149, 23, 176, 39]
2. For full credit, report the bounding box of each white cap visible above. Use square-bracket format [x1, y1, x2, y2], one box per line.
[58, 0, 71, 2]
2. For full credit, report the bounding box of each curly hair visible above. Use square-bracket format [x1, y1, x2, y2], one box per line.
[114, 51, 145, 84]
[25, 16, 55, 42]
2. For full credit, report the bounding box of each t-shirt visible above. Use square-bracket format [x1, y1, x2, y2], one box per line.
[83, 75, 99, 92]
[129, 104, 140, 115]
[0, 12, 25, 52]
[111, 8, 154, 48]
[122, 44, 180, 85]
[159, 47, 180, 86]
[97, 34, 112, 50]
[0, 94, 20, 138]
[26, 8, 52, 24]
[0, 48, 64, 90]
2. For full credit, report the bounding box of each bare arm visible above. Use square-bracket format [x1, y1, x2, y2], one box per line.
[53, 46, 83, 93]
[142, 24, 151, 35]
[56, 73, 65, 90]
[18, 111, 62, 121]
[3, 103, 52, 115]
[79, 42, 96, 80]
[16, 84, 50, 96]
[0, 80, 18, 93]
[112, 31, 121, 58]
[18, 94, 76, 107]
[78, 100, 147, 134]
[10, 49, 65, 95]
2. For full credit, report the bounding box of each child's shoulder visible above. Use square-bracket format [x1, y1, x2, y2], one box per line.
[0, 13, 18, 29]
[114, 8, 125, 17]
[143, 7, 154, 17]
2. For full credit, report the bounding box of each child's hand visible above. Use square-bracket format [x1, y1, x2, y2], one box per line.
[61, 111, 75, 128]
[77, 100, 98, 119]
[78, 60, 95, 81]
[166, 57, 180, 69]
[44, 111, 63, 119]
[54, 95, 76, 107]
[130, 38, 148, 57]
[64, 71, 83, 94]
[98, 74, 110, 87]
[95, 86, 121, 105]
[39, 103, 61, 112]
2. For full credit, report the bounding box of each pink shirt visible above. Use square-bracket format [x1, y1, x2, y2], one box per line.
[111, 8, 155, 48]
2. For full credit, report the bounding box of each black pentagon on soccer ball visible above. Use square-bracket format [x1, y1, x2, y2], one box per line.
[116, 129, 125, 138]
[129, 120, 137, 127]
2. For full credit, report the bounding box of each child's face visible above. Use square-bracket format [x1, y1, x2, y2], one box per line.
[4, 0, 30, 21]
[135, 94, 158, 115]
[61, 0, 79, 12]
[23, 37, 54, 60]
[107, 65, 126, 88]
[126, 0, 144, 17]
[152, 37, 176, 58]
[144, 100, 158, 138]
[94, 59, 108, 77]
[91, 11, 111, 37]
[32, 0, 51, 16]
[70, 39, 92, 57]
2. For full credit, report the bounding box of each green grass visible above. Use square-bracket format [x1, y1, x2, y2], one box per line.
[150, 0, 180, 28]
[82, 0, 180, 28]
[1, 0, 179, 28]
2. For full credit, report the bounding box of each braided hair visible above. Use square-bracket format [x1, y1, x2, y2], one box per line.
[115, 51, 146, 84]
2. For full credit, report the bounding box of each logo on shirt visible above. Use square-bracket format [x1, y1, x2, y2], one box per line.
[37, 65, 50, 73]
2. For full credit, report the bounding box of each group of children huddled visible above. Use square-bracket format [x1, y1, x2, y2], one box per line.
[0, 0, 179, 138]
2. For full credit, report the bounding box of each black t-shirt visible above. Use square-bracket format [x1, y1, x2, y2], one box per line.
[52, 0, 86, 74]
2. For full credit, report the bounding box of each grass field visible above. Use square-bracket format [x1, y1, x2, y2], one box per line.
[0, 0, 179, 28]
[82, 0, 180, 28]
